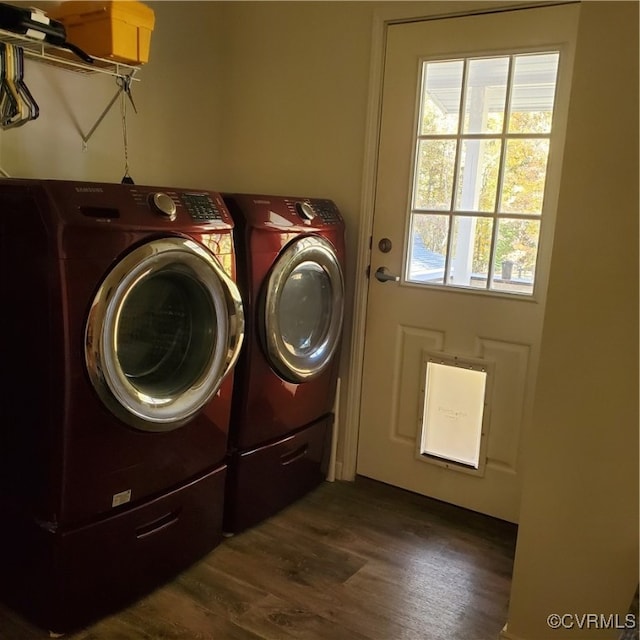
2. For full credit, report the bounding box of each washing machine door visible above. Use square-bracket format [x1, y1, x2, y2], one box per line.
[261, 235, 344, 383]
[85, 237, 244, 432]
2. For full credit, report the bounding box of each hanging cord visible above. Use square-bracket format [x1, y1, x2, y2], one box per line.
[119, 74, 137, 184]
[120, 79, 132, 184]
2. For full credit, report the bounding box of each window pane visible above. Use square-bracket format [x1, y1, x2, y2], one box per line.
[463, 57, 509, 134]
[500, 139, 550, 214]
[508, 53, 559, 133]
[419, 60, 464, 135]
[407, 214, 449, 284]
[414, 139, 457, 210]
[447, 215, 493, 289]
[492, 218, 540, 293]
[409, 50, 558, 298]
[454, 138, 501, 212]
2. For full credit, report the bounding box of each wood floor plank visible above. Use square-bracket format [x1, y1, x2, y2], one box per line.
[0, 602, 43, 639]
[342, 557, 510, 640]
[171, 558, 270, 618]
[0, 477, 518, 640]
[203, 526, 368, 604]
[232, 592, 371, 640]
[131, 582, 267, 640]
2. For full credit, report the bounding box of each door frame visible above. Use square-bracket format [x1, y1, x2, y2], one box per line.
[340, 0, 577, 481]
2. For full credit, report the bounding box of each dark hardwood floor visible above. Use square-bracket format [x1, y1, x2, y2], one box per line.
[0, 477, 518, 640]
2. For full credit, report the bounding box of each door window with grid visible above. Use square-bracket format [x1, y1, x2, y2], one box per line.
[407, 52, 560, 295]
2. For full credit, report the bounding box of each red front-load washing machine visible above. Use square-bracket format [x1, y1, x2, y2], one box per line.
[223, 194, 346, 533]
[0, 179, 244, 632]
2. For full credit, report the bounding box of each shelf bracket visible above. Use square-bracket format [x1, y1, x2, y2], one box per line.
[81, 70, 138, 149]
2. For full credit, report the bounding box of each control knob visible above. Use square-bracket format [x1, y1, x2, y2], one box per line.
[295, 201, 315, 221]
[149, 192, 177, 221]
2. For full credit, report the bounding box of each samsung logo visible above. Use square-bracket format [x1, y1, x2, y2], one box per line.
[76, 187, 104, 193]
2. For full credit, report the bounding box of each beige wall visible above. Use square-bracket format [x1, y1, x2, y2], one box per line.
[2, 2, 638, 637]
[503, 2, 639, 638]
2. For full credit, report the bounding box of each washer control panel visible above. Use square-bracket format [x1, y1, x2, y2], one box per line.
[295, 201, 315, 221]
[181, 192, 224, 222]
[125, 186, 230, 225]
[149, 192, 177, 220]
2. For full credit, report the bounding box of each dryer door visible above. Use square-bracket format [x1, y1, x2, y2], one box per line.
[85, 237, 244, 432]
[261, 235, 344, 383]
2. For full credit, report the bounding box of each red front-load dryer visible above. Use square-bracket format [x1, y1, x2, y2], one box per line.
[223, 194, 346, 533]
[0, 179, 244, 632]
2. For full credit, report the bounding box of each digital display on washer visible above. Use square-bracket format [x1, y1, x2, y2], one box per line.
[314, 200, 342, 223]
[182, 193, 223, 222]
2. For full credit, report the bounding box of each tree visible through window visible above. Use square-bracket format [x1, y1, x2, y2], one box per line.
[407, 52, 560, 295]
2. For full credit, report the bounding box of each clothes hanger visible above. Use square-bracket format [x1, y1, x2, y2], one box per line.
[1, 44, 24, 128]
[0, 43, 39, 128]
[15, 46, 39, 122]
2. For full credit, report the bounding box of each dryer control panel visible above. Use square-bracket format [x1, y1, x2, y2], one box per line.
[223, 193, 345, 234]
[312, 199, 342, 224]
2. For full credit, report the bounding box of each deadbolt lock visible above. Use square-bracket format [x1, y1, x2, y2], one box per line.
[378, 238, 392, 253]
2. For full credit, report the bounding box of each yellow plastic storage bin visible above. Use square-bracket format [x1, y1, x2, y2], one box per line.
[49, 1, 155, 65]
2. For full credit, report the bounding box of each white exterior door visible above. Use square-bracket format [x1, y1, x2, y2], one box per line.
[356, 5, 579, 522]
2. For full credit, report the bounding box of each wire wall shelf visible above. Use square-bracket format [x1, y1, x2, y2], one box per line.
[0, 28, 140, 80]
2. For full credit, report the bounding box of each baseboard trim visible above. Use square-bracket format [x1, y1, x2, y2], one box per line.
[499, 623, 526, 640]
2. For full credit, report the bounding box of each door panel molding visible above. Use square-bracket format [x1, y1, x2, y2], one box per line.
[477, 338, 531, 471]
[393, 327, 446, 442]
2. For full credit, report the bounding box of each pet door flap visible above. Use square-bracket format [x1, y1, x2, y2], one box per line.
[419, 356, 489, 470]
